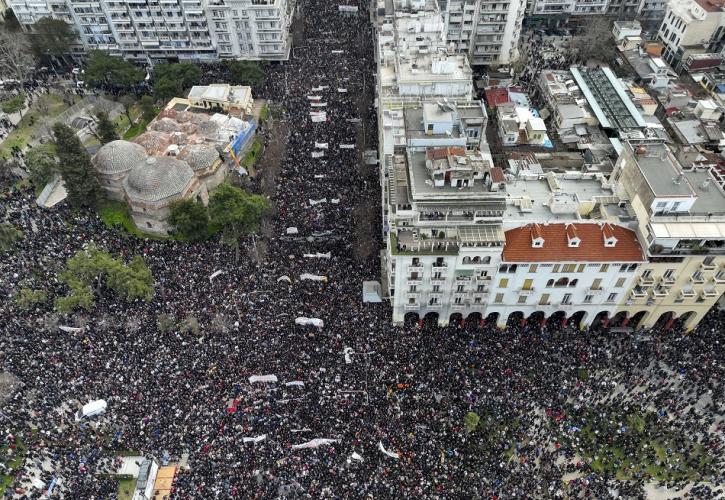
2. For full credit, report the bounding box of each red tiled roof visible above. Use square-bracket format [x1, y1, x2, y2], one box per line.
[490, 166, 505, 183]
[484, 88, 511, 108]
[502, 223, 645, 262]
[426, 147, 466, 160]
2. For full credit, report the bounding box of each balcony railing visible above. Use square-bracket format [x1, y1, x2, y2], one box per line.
[517, 288, 535, 295]
[404, 303, 420, 310]
[427, 303, 442, 310]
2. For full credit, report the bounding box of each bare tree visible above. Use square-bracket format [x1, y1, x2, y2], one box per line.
[0, 30, 36, 83]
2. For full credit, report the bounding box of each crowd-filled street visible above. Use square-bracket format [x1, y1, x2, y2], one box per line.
[1, 0, 725, 498]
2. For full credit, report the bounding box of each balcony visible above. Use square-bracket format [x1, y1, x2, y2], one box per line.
[517, 288, 535, 296]
[407, 279, 422, 286]
[661, 275, 676, 285]
[713, 272, 725, 284]
[558, 303, 573, 310]
[476, 275, 491, 282]
[430, 278, 446, 286]
[455, 275, 472, 282]
[427, 303, 442, 310]
[630, 286, 648, 298]
[451, 303, 467, 310]
[639, 275, 655, 286]
[404, 303, 420, 310]
[432, 265, 448, 273]
[701, 286, 718, 298]
[679, 288, 696, 299]
[690, 274, 705, 284]
[391, 233, 458, 256]
[652, 287, 669, 298]
[407, 265, 423, 274]
[700, 261, 717, 271]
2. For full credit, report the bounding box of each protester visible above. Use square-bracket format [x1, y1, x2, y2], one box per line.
[1, 1, 723, 498]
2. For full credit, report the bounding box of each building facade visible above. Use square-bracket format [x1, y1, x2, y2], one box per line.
[7, 0, 292, 63]
[657, 0, 725, 71]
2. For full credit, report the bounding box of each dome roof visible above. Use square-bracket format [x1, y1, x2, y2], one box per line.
[124, 156, 195, 202]
[150, 117, 182, 133]
[178, 143, 220, 172]
[92, 140, 147, 175]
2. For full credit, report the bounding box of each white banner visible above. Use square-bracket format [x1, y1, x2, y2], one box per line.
[291, 438, 338, 450]
[309, 198, 327, 206]
[307, 95, 322, 100]
[310, 102, 328, 108]
[350, 452, 364, 461]
[378, 441, 400, 459]
[311, 86, 329, 92]
[243, 435, 267, 444]
[300, 273, 327, 282]
[303, 252, 332, 259]
[331, 50, 345, 54]
[337, 88, 347, 93]
[312, 151, 325, 158]
[331, 198, 340, 204]
[315, 142, 329, 149]
[285, 227, 299, 235]
[277, 275, 293, 283]
[59, 326, 84, 333]
[209, 270, 224, 282]
[285, 381, 305, 387]
[295, 317, 324, 328]
[314, 174, 326, 179]
[344, 347, 353, 364]
[339, 144, 355, 149]
[248, 375, 278, 383]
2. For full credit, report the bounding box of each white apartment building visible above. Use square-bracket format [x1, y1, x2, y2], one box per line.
[527, 0, 666, 26]
[437, 0, 524, 66]
[657, 0, 725, 71]
[7, 0, 292, 63]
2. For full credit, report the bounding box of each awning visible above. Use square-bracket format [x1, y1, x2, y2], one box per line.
[457, 225, 505, 244]
[455, 269, 474, 277]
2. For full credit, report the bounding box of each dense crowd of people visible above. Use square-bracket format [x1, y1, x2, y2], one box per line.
[1, 0, 724, 498]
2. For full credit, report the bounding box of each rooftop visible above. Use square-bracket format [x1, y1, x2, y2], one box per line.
[684, 169, 725, 215]
[632, 144, 698, 197]
[502, 223, 645, 262]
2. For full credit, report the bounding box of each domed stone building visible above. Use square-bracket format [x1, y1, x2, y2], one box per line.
[122, 156, 208, 234]
[178, 143, 225, 191]
[91, 141, 147, 201]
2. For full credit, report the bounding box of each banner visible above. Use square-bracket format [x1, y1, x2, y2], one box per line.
[243, 435, 267, 444]
[295, 317, 324, 328]
[209, 270, 224, 282]
[378, 441, 400, 459]
[300, 273, 327, 282]
[291, 438, 338, 450]
[248, 375, 278, 383]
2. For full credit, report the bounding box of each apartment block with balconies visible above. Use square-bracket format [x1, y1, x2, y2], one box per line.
[611, 141, 725, 330]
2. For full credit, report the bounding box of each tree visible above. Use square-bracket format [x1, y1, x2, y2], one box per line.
[1, 93, 26, 117]
[0, 158, 22, 186]
[93, 110, 119, 144]
[464, 412, 481, 433]
[84, 50, 144, 91]
[568, 18, 617, 65]
[157, 313, 176, 332]
[225, 60, 265, 87]
[119, 94, 136, 124]
[0, 29, 35, 83]
[0, 223, 23, 252]
[15, 288, 48, 310]
[28, 17, 78, 62]
[52, 123, 101, 208]
[140, 95, 156, 122]
[152, 63, 202, 99]
[209, 182, 269, 262]
[55, 243, 154, 313]
[24, 145, 57, 188]
[169, 199, 209, 241]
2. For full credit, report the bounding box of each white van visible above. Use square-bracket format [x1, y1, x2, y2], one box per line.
[75, 399, 107, 421]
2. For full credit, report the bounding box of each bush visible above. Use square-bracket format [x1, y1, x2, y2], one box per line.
[157, 313, 176, 333]
[15, 288, 48, 310]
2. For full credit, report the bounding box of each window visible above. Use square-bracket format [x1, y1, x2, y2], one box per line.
[703, 256, 715, 267]
[408, 297, 416, 304]
[494, 293, 504, 303]
[529, 264, 538, 273]
[546, 279, 554, 287]
[619, 264, 628, 272]
[522, 279, 533, 290]
[591, 278, 602, 290]
[539, 293, 550, 305]
[554, 277, 569, 287]
[498, 278, 508, 288]
[552, 264, 561, 273]
[663, 269, 676, 279]
[563, 264, 576, 273]
[577, 264, 585, 273]
[457, 284, 465, 292]
[607, 293, 618, 302]
[642, 269, 653, 278]
[409, 285, 417, 292]
[474, 296, 482, 304]
[518, 295, 527, 304]
[562, 293, 572, 305]
[432, 285, 440, 292]
[454, 296, 463, 304]
[476, 284, 485, 292]
[584, 294, 593, 303]
[615, 278, 626, 288]
[600, 264, 609, 272]
[569, 279, 578, 287]
[433, 272, 442, 279]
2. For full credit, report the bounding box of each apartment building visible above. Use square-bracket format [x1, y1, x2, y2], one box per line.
[7, 0, 292, 63]
[437, 0, 524, 66]
[610, 142, 725, 330]
[657, 0, 725, 71]
[527, 0, 665, 26]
